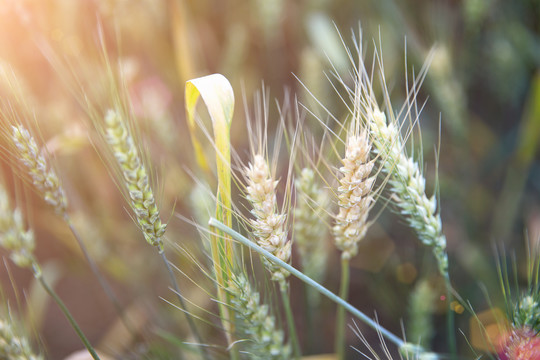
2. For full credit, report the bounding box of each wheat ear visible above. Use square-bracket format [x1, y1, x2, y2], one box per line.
[332, 126, 376, 360]
[245, 154, 291, 284]
[210, 217, 436, 358]
[10, 122, 136, 337]
[294, 167, 329, 352]
[333, 129, 376, 260]
[0, 187, 36, 270]
[11, 125, 68, 216]
[294, 167, 328, 293]
[245, 153, 301, 357]
[104, 109, 166, 251]
[0, 184, 100, 359]
[227, 273, 291, 359]
[0, 315, 42, 360]
[104, 109, 209, 358]
[369, 108, 447, 275]
[368, 105, 454, 354]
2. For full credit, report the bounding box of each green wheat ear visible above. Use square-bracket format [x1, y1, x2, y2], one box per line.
[185, 73, 237, 351]
[11, 124, 68, 216]
[104, 109, 167, 250]
[226, 272, 291, 359]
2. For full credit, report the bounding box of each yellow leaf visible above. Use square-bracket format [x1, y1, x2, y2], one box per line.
[185, 73, 236, 349]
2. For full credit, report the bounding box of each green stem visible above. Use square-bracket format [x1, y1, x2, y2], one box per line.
[302, 282, 316, 353]
[336, 258, 350, 360]
[36, 270, 100, 360]
[444, 274, 457, 359]
[209, 218, 409, 352]
[279, 281, 301, 359]
[160, 251, 211, 360]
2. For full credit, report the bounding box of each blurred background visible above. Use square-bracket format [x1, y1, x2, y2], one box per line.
[0, 0, 539, 358]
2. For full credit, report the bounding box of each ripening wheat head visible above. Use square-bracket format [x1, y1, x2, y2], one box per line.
[104, 109, 167, 251]
[368, 107, 447, 274]
[0, 67, 67, 217]
[327, 34, 449, 276]
[333, 126, 376, 260]
[294, 166, 329, 284]
[9, 125, 68, 216]
[245, 153, 291, 283]
[226, 272, 291, 359]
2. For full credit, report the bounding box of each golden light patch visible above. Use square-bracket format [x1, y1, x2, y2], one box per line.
[469, 307, 509, 352]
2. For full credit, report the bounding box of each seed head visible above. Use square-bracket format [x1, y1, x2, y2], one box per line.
[104, 109, 166, 250]
[498, 327, 540, 360]
[512, 294, 540, 333]
[333, 131, 375, 260]
[0, 317, 42, 360]
[294, 168, 329, 284]
[11, 125, 67, 215]
[245, 154, 291, 282]
[227, 273, 291, 359]
[369, 108, 448, 275]
[0, 187, 36, 269]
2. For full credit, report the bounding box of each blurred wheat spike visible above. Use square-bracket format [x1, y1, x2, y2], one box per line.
[0, 185, 36, 269]
[0, 316, 42, 360]
[11, 125, 68, 216]
[294, 167, 328, 287]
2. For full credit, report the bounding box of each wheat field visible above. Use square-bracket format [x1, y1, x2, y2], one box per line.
[0, 1, 539, 360]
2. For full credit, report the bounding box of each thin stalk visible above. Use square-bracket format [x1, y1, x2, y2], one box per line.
[36, 270, 100, 360]
[64, 216, 134, 333]
[336, 258, 350, 360]
[279, 281, 301, 359]
[444, 274, 457, 359]
[209, 218, 409, 352]
[160, 251, 211, 360]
